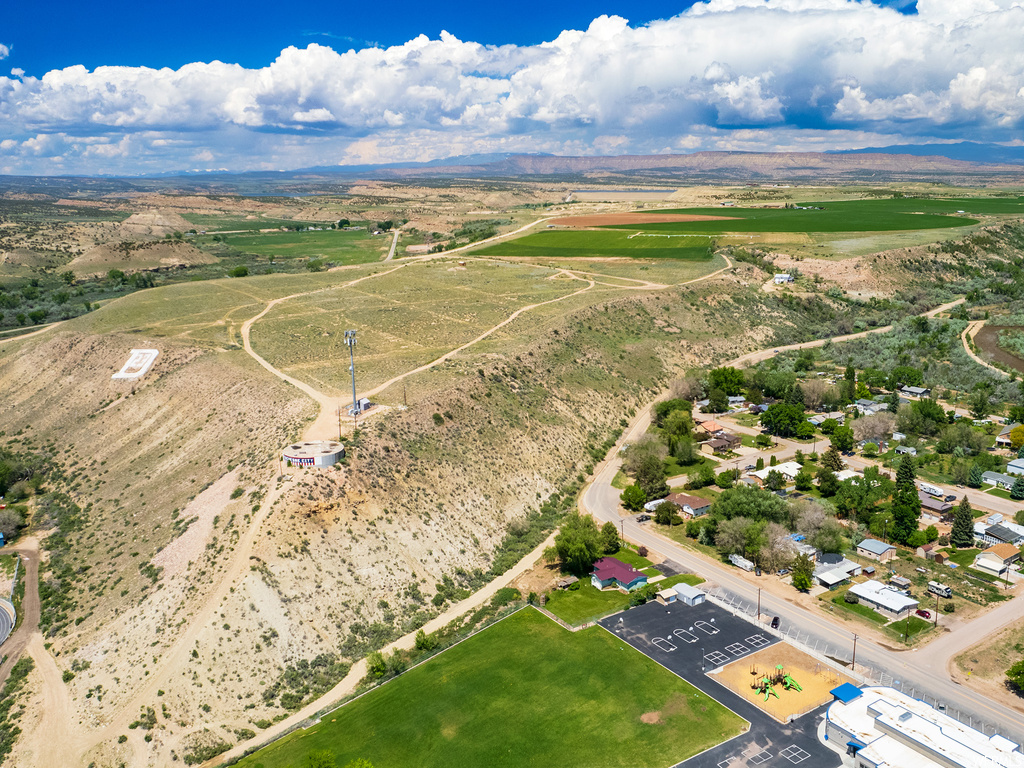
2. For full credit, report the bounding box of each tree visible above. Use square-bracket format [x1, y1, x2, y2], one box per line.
[715, 470, 736, 489]
[811, 517, 846, 554]
[654, 502, 682, 526]
[706, 388, 729, 413]
[795, 469, 813, 492]
[830, 425, 855, 453]
[760, 522, 795, 573]
[0, 507, 25, 542]
[862, 442, 878, 458]
[344, 761, 375, 768]
[672, 438, 698, 466]
[1007, 660, 1024, 692]
[306, 751, 337, 768]
[786, 383, 805, 407]
[764, 470, 785, 492]
[59, 270, 75, 285]
[795, 421, 815, 439]
[968, 463, 984, 488]
[653, 399, 693, 427]
[821, 447, 845, 472]
[890, 455, 920, 544]
[662, 409, 693, 440]
[709, 366, 746, 396]
[1011, 425, 1024, 451]
[970, 382, 994, 421]
[599, 521, 621, 553]
[889, 366, 923, 389]
[715, 516, 754, 556]
[1019, 444, 1024, 460]
[230, 265, 249, 277]
[1012, 476, 1024, 502]
[817, 466, 840, 497]
[924, 525, 939, 542]
[760, 403, 806, 437]
[791, 553, 815, 591]
[622, 437, 668, 499]
[553, 513, 602, 575]
[755, 457, 764, 471]
[711, 485, 789, 524]
[620, 484, 646, 512]
[853, 412, 896, 445]
[107, 268, 127, 285]
[820, 418, 839, 435]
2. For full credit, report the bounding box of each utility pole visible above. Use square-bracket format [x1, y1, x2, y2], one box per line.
[757, 588, 761, 621]
[345, 329, 358, 428]
[852, 633, 858, 671]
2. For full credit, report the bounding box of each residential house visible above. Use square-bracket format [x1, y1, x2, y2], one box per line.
[983, 471, 1017, 490]
[973, 543, 1021, 577]
[814, 553, 862, 587]
[751, 461, 803, 484]
[847, 580, 919, 619]
[695, 420, 727, 436]
[895, 446, 918, 457]
[727, 395, 746, 406]
[996, 422, 1022, 448]
[1007, 458, 1024, 476]
[856, 538, 897, 563]
[665, 493, 712, 518]
[701, 438, 732, 455]
[774, 273, 794, 284]
[892, 431, 907, 441]
[918, 492, 953, 520]
[591, 557, 648, 592]
[835, 469, 862, 483]
[899, 385, 932, 398]
[983, 524, 1024, 547]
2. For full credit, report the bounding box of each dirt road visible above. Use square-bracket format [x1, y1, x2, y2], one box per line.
[961, 320, 1010, 378]
[0, 539, 40, 689]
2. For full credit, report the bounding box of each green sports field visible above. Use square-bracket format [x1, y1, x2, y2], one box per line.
[473, 229, 715, 260]
[596, 197, 1024, 234]
[237, 608, 743, 768]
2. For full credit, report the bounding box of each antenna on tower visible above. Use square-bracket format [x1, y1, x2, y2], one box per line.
[345, 329, 358, 427]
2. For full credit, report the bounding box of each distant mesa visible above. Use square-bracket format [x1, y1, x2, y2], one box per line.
[68, 240, 216, 276]
[282, 440, 345, 468]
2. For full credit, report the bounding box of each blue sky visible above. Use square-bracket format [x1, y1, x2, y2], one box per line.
[2, 0, 1021, 176]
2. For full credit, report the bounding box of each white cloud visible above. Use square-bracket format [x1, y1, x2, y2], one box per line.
[0, 44, 9, 60]
[2, 1, 1024, 173]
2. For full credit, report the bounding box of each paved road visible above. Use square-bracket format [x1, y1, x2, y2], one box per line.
[0, 602, 12, 646]
[384, 229, 400, 261]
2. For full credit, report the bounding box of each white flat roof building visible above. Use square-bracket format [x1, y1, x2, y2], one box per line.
[848, 579, 918, 618]
[824, 686, 1024, 768]
[751, 461, 803, 481]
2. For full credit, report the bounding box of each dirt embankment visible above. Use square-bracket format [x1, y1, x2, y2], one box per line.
[973, 325, 1024, 375]
[68, 240, 217, 275]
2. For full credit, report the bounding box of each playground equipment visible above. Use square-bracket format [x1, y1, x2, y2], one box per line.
[749, 664, 801, 698]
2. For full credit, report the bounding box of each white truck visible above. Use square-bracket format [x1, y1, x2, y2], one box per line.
[919, 482, 943, 497]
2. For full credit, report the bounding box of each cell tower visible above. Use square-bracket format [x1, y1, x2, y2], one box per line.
[345, 329, 358, 423]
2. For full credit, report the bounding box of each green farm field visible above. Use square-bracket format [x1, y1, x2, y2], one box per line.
[597, 198, 1024, 234]
[181, 213, 323, 231]
[474, 229, 715, 260]
[224, 228, 387, 265]
[237, 608, 744, 768]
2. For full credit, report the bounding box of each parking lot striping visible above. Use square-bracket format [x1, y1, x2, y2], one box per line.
[745, 634, 770, 648]
[746, 750, 772, 765]
[674, 629, 699, 643]
[716, 759, 736, 768]
[695, 620, 719, 635]
[779, 746, 811, 764]
[653, 637, 678, 652]
[724, 642, 749, 656]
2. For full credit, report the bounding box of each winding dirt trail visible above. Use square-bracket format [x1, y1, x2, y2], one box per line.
[961, 319, 1011, 378]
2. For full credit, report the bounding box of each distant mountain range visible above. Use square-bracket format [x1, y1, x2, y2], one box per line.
[832, 142, 1024, 165]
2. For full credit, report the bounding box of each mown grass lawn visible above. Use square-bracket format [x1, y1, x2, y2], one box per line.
[546, 575, 704, 626]
[947, 548, 980, 567]
[238, 608, 743, 768]
[829, 592, 888, 625]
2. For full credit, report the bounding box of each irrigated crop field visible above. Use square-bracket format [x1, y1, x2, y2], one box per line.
[237, 608, 744, 768]
[473, 229, 716, 260]
[224, 228, 387, 265]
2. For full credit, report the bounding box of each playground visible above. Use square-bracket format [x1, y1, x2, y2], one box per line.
[710, 643, 854, 723]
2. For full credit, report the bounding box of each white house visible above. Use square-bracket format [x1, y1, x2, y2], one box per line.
[1007, 458, 1024, 476]
[848, 580, 918, 619]
[751, 461, 803, 483]
[774, 274, 794, 284]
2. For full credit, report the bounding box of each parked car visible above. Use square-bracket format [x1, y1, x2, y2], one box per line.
[916, 609, 932, 619]
[745, 464, 756, 471]
[944, 494, 957, 502]
[636, 514, 651, 522]
[777, 568, 790, 576]
[771, 616, 781, 629]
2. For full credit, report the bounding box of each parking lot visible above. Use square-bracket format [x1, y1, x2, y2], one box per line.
[599, 600, 840, 768]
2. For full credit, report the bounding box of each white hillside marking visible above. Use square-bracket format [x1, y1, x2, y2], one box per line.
[111, 348, 159, 379]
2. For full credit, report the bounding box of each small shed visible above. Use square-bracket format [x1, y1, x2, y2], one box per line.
[655, 588, 678, 605]
[556, 576, 578, 590]
[673, 583, 706, 606]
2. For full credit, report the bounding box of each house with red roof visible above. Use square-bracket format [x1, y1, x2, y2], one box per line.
[591, 557, 649, 592]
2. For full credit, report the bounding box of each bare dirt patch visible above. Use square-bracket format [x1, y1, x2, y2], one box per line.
[547, 213, 737, 227]
[641, 711, 662, 724]
[69, 240, 217, 275]
[710, 643, 854, 723]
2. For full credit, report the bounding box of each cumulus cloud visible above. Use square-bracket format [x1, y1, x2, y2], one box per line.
[0, 44, 9, 60]
[2, 1, 1024, 173]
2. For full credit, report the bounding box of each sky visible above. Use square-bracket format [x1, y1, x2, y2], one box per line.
[0, 0, 1021, 176]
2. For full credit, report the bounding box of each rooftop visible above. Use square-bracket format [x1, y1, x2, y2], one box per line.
[857, 538, 895, 556]
[592, 557, 646, 585]
[282, 440, 345, 459]
[828, 686, 1024, 768]
[848, 580, 918, 612]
